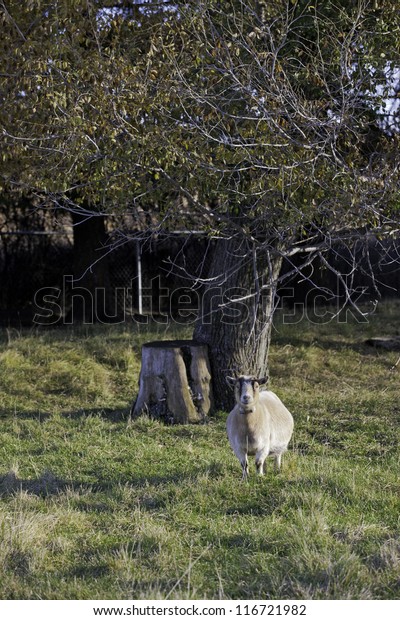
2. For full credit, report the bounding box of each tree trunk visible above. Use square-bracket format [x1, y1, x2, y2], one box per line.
[193, 238, 282, 411]
[132, 340, 213, 424]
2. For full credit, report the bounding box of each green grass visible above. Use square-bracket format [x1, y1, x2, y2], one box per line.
[0, 304, 399, 600]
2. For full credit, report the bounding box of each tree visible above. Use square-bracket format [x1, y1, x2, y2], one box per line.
[155, 0, 400, 406]
[1, 0, 400, 409]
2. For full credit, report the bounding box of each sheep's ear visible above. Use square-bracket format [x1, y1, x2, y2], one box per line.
[256, 376, 268, 386]
[226, 376, 237, 388]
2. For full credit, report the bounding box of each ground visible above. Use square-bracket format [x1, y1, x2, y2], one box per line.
[0, 302, 399, 599]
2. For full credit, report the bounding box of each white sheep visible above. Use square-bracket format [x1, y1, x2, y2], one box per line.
[226, 375, 294, 479]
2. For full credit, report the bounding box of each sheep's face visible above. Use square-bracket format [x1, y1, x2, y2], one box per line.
[232, 375, 267, 413]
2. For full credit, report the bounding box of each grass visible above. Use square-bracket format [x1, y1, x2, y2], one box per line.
[0, 303, 399, 600]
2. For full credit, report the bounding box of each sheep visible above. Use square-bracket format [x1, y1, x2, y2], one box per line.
[226, 375, 294, 479]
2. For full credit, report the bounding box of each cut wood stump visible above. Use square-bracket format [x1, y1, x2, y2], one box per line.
[131, 340, 213, 424]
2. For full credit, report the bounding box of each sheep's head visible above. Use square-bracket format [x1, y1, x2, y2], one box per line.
[226, 375, 268, 413]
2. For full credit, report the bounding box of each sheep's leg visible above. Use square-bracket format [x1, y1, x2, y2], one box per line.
[255, 447, 269, 476]
[240, 455, 249, 481]
[255, 459, 265, 476]
[274, 453, 282, 472]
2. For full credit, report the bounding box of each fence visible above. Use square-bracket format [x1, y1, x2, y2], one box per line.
[0, 229, 213, 326]
[1, 228, 400, 326]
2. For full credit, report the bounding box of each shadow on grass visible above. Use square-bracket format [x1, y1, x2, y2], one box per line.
[0, 410, 53, 421]
[62, 407, 130, 422]
[0, 465, 218, 500]
[272, 333, 385, 355]
[0, 470, 79, 497]
[224, 484, 286, 517]
[217, 533, 283, 555]
[0, 407, 130, 422]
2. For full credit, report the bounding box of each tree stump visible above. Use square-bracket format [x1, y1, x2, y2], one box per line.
[131, 340, 213, 424]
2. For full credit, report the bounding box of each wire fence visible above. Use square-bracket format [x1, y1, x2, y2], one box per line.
[1, 227, 400, 326]
[0, 229, 213, 325]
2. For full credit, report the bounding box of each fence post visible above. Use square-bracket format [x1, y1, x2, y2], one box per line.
[135, 239, 143, 315]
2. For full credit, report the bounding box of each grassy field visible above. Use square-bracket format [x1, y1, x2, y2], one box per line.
[0, 302, 399, 600]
